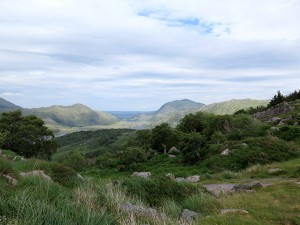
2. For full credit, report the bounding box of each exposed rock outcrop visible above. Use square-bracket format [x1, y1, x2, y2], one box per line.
[233, 181, 262, 191]
[254, 102, 294, 121]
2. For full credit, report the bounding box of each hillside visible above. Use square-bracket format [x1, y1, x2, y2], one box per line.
[0, 98, 21, 112]
[202, 98, 269, 115]
[23, 104, 117, 129]
[139, 99, 205, 126]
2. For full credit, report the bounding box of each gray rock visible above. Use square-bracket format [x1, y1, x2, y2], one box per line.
[186, 175, 200, 183]
[168, 147, 180, 154]
[181, 209, 200, 222]
[168, 154, 176, 158]
[268, 168, 283, 174]
[3, 174, 18, 186]
[233, 181, 262, 191]
[175, 177, 186, 183]
[254, 102, 294, 121]
[19, 170, 52, 181]
[131, 172, 151, 178]
[166, 173, 175, 179]
[13, 156, 25, 161]
[120, 202, 162, 218]
[220, 209, 249, 215]
[294, 122, 299, 126]
[203, 184, 236, 197]
[220, 149, 230, 156]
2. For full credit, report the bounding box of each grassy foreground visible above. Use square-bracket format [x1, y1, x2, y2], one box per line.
[1, 149, 299, 225]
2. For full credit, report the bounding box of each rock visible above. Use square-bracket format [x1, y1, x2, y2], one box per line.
[19, 170, 52, 181]
[166, 173, 175, 179]
[120, 202, 163, 218]
[268, 168, 283, 174]
[181, 209, 200, 222]
[168, 154, 176, 158]
[131, 172, 151, 178]
[203, 184, 236, 197]
[254, 102, 294, 121]
[294, 122, 299, 126]
[277, 121, 285, 126]
[175, 177, 186, 183]
[242, 143, 248, 147]
[186, 175, 200, 183]
[233, 181, 262, 191]
[3, 174, 18, 186]
[77, 173, 84, 180]
[168, 146, 180, 154]
[220, 209, 249, 215]
[220, 149, 230, 156]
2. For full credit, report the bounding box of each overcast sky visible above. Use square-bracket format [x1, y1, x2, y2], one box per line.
[0, 0, 299, 110]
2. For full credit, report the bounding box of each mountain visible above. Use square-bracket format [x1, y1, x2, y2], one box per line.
[0, 98, 22, 112]
[143, 99, 205, 126]
[24, 103, 117, 128]
[202, 99, 269, 115]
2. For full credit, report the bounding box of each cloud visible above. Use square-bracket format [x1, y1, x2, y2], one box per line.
[0, 0, 299, 110]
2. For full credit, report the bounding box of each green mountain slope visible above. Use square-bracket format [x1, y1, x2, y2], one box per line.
[148, 99, 205, 125]
[0, 97, 21, 112]
[24, 103, 117, 128]
[202, 99, 269, 115]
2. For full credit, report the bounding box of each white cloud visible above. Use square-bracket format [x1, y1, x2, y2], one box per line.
[0, 0, 299, 110]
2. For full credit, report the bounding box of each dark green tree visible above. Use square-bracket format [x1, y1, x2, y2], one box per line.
[268, 90, 285, 107]
[179, 132, 206, 163]
[176, 112, 208, 133]
[151, 123, 178, 153]
[0, 110, 57, 159]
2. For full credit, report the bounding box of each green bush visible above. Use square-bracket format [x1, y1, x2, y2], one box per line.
[0, 158, 15, 175]
[50, 163, 80, 187]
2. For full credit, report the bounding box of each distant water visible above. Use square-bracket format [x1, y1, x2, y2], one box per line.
[105, 111, 154, 120]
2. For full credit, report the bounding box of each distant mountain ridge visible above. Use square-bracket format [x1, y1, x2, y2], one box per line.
[0, 97, 22, 112]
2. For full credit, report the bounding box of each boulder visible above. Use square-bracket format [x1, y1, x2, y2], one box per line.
[233, 181, 262, 191]
[120, 202, 163, 218]
[220, 209, 249, 215]
[175, 177, 186, 183]
[131, 172, 151, 178]
[19, 170, 52, 181]
[168, 147, 180, 154]
[181, 209, 200, 222]
[220, 149, 230, 156]
[3, 174, 18, 186]
[168, 154, 176, 158]
[165, 173, 175, 179]
[186, 175, 200, 183]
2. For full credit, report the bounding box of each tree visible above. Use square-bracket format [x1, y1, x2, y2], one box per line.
[211, 131, 226, 144]
[151, 123, 178, 153]
[177, 112, 208, 133]
[0, 110, 57, 159]
[179, 132, 206, 163]
[268, 90, 285, 107]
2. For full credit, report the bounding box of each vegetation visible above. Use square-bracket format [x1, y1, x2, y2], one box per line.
[1, 90, 299, 224]
[0, 110, 57, 159]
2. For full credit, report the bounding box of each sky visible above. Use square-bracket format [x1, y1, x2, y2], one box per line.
[0, 0, 300, 111]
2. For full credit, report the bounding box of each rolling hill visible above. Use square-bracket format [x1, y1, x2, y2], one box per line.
[24, 104, 117, 127]
[202, 98, 269, 115]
